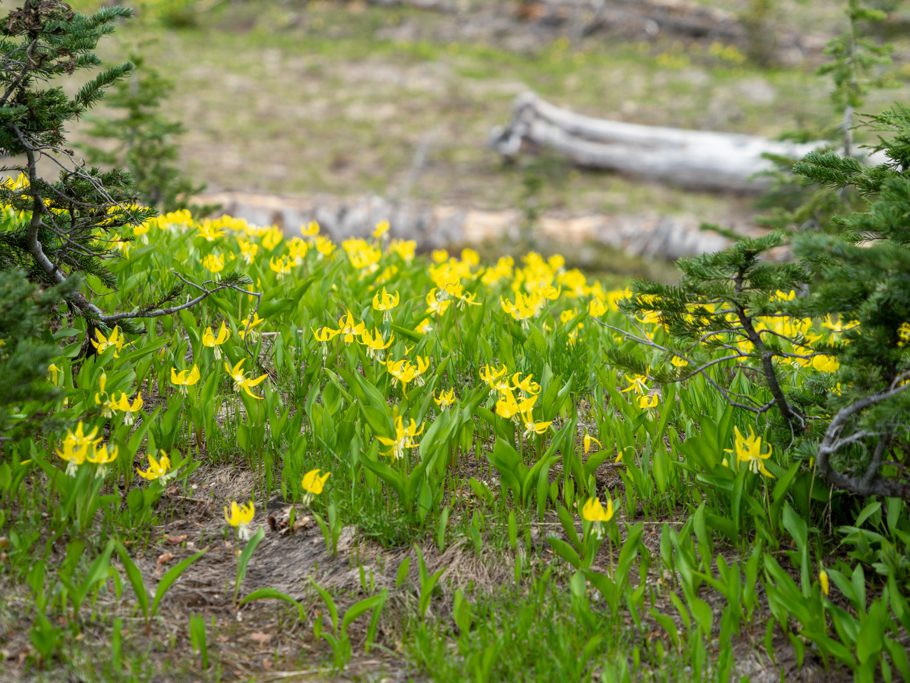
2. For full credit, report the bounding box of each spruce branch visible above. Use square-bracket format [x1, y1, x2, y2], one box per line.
[817, 371, 910, 499]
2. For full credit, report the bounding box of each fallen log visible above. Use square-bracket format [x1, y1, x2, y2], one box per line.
[198, 190, 743, 261]
[490, 92, 830, 193]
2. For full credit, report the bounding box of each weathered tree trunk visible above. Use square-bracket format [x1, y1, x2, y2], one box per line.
[490, 92, 829, 193]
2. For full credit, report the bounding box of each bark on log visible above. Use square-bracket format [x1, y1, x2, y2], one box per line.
[490, 92, 830, 193]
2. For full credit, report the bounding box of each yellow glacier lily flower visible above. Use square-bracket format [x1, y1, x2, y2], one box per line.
[201, 252, 225, 274]
[726, 426, 774, 478]
[520, 408, 552, 437]
[269, 254, 293, 275]
[313, 326, 340, 343]
[91, 326, 125, 357]
[109, 391, 143, 425]
[377, 416, 424, 460]
[511, 371, 540, 396]
[239, 312, 266, 340]
[314, 236, 335, 258]
[373, 219, 390, 239]
[301, 468, 331, 504]
[224, 358, 268, 400]
[202, 322, 231, 356]
[811, 354, 840, 373]
[425, 288, 452, 317]
[583, 433, 601, 455]
[581, 496, 614, 523]
[638, 393, 659, 410]
[435, 388, 456, 409]
[386, 356, 430, 394]
[137, 451, 172, 482]
[372, 287, 400, 312]
[336, 310, 366, 344]
[171, 365, 201, 390]
[86, 441, 118, 478]
[359, 327, 394, 358]
[480, 364, 508, 390]
[225, 500, 255, 540]
[56, 421, 100, 476]
[621, 373, 649, 396]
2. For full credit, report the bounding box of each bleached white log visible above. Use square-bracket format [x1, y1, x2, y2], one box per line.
[491, 93, 831, 193]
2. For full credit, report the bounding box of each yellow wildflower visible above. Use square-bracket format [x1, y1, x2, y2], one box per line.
[56, 422, 99, 476]
[372, 287, 400, 312]
[137, 451, 171, 482]
[373, 220, 390, 239]
[426, 288, 452, 316]
[314, 236, 336, 258]
[269, 254, 293, 276]
[480, 364, 509, 392]
[377, 415, 424, 460]
[435, 388, 456, 409]
[581, 496, 614, 523]
[224, 358, 268, 400]
[313, 326, 340, 343]
[202, 252, 225, 274]
[171, 365, 200, 391]
[520, 406, 552, 437]
[386, 356, 430, 394]
[336, 310, 366, 344]
[92, 326, 125, 357]
[288, 237, 309, 264]
[260, 225, 283, 250]
[620, 373, 649, 396]
[389, 239, 416, 261]
[812, 354, 840, 373]
[301, 468, 330, 505]
[726, 426, 774, 478]
[239, 312, 265, 340]
[224, 500, 255, 540]
[203, 321, 231, 358]
[583, 433, 601, 455]
[237, 238, 259, 264]
[109, 391, 143, 425]
[86, 441, 118, 478]
[638, 394, 659, 410]
[359, 327, 394, 358]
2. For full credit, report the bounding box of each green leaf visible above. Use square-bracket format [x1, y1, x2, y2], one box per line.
[340, 592, 387, 635]
[239, 588, 306, 621]
[234, 527, 266, 600]
[547, 537, 582, 569]
[151, 549, 206, 618]
[115, 541, 149, 621]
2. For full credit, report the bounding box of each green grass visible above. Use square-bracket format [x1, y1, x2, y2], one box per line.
[67, 0, 907, 221]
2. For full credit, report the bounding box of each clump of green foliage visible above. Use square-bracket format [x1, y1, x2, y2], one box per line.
[0, 270, 71, 440]
[0, 0, 246, 347]
[618, 105, 910, 499]
[0, 0, 151, 314]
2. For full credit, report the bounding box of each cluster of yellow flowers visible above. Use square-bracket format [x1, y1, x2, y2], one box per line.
[482, 365, 552, 437]
[55, 422, 118, 478]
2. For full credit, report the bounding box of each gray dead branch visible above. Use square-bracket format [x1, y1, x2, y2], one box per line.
[490, 93, 831, 194]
